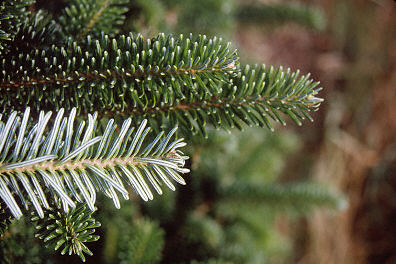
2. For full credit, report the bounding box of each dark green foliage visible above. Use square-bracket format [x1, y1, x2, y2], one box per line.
[237, 2, 326, 31]
[177, 64, 322, 135]
[0, 33, 237, 122]
[0, 108, 189, 219]
[94, 198, 165, 264]
[1, 42, 322, 136]
[0, 0, 34, 46]
[32, 202, 101, 262]
[0, 215, 45, 264]
[58, 0, 129, 40]
[8, 9, 59, 53]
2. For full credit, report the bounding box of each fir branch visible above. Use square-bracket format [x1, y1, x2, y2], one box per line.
[32, 202, 101, 262]
[0, 33, 238, 115]
[103, 64, 323, 137]
[0, 108, 190, 219]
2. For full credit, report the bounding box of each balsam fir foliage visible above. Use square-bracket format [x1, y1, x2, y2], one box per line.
[1, 32, 238, 123]
[0, 32, 321, 136]
[0, 0, 331, 262]
[32, 201, 101, 262]
[0, 107, 189, 219]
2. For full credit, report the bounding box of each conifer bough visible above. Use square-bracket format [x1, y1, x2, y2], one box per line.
[1, 32, 322, 136]
[1, 33, 238, 115]
[32, 202, 101, 261]
[0, 107, 190, 219]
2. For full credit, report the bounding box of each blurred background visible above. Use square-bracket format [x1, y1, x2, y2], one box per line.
[5, 0, 396, 263]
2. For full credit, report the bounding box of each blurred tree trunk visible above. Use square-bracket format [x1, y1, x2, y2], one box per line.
[300, 0, 396, 263]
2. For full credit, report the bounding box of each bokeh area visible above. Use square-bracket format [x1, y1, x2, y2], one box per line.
[4, 0, 396, 263]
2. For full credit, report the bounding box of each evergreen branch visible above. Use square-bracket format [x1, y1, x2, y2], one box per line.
[103, 64, 323, 137]
[0, 107, 190, 219]
[237, 2, 326, 31]
[0, 33, 238, 114]
[58, 0, 129, 40]
[32, 202, 101, 262]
